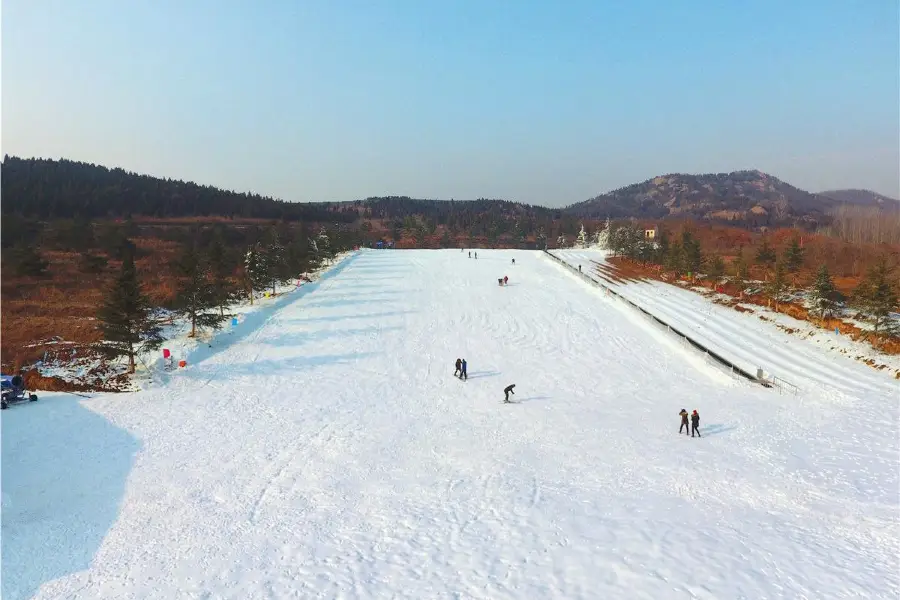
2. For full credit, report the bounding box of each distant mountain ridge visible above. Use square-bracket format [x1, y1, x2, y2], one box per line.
[563, 170, 844, 227]
[3, 156, 894, 230]
[818, 189, 900, 210]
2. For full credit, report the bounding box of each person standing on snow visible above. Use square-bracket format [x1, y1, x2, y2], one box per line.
[678, 409, 689, 435]
[461, 359, 468, 381]
[468, 251, 471, 258]
[474, 252, 478, 259]
[454, 358, 462, 378]
[503, 384, 516, 402]
[503, 275, 508, 285]
[512, 258, 515, 265]
[10, 370, 25, 393]
[691, 410, 701, 437]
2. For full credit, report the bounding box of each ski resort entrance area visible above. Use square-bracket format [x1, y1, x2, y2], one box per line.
[3, 249, 897, 599]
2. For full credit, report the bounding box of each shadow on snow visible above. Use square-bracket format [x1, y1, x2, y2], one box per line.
[173, 253, 363, 370]
[700, 423, 736, 436]
[301, 296, 404, 310]
[280, 310, 416, 325]
[257, 325, 405, 348]
[1, 395, 140, 600]
[465, 371, 500, 379]
[188, 352, 381, 379]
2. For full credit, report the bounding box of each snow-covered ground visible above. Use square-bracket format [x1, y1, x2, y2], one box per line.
[552, 248, 900, 398]
[3, 249, 897, 599]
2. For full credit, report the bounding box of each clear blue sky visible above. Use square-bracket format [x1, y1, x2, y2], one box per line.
[3, 0, 898, 206]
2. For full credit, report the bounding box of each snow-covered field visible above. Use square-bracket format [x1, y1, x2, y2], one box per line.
[552, 248, 900, 397]
[3, 249, 897, 599]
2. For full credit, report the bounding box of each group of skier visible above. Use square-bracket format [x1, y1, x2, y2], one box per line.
[454, 250, 711, 428]
[454, 358, 468, 380]
[453, 357, 516, 403]
[678, 409, 701, 437]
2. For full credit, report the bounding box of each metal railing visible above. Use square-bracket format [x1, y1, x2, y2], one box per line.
[771, 375, 800, 396]
[543, 250, 772, 388]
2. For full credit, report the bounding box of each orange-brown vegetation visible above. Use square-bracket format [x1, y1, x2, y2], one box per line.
[651, 220, 900, 284]
[1, 235, 183, 377]
[599, 222, 900, 361]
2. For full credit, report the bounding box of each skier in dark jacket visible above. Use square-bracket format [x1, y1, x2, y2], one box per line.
[468, 251, 471, 258]
[503, 384, 516, 402]
[454, 358, 462, 377]
[691, 410, 701, 437]
[679, 409, 689, 435]
[461, 359, 468, 380]
[10, 371, 24, 392]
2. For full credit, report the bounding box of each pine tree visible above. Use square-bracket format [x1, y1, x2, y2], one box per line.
[206, 230, 237, 316]
[264, 228, 287, 295]
[244, 245, 268, 305]
[318, 227, 334, 263]
[96, 245, 162, 373]
[286, 237, 311, 278]
[808, 264, 838, 320]
[706, 253, 725, 282]
[79, 252, 107, 274]
[681, 231, 703, 277]
[596, 218, 612, 250]
[173, 244, 227, 338]
[8, 242, 50, 277]
[636, 236, 655, 264]
[766, 260, 789, 311]
[851, 259, 899, 338]
[665, 241, 685, 277]
[732, 251, 749, 299]
[755, 240, 776, 267]
[654, 228, 670, 265]
[618, 225, 644, 260]
[310, 226, 333, 264]
[576, 224, 588, 248]
[784, 235, 805, 273]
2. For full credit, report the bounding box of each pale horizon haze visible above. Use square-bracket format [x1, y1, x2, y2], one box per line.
[3, 0, 898, 207]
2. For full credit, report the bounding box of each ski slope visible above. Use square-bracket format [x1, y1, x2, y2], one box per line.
[552, 248, 900, 398]
[3, 249, 898, 599]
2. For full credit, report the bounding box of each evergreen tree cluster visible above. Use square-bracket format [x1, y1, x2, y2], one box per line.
[96, 245, 163, 373]
[1, 156, 355, 222]
[601, 222, 704, 277]
[850, 260, 899, 338]
[807, 258, 899, 340]
[93, 222, 339, 371]
[598, 224, 897, 339]
[1, 157, 581, 245]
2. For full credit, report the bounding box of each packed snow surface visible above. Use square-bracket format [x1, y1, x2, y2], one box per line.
[3, 249, 898, 599]
[552, 248, 900, 395]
